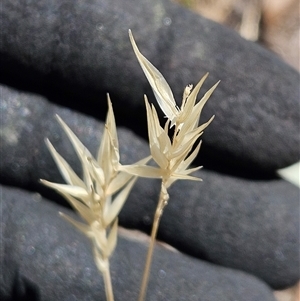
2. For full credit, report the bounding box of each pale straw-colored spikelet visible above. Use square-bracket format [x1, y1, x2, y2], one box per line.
[41, 95, 150, 301]
[40, 30, 218, 301]
[126, 30, 219, 301]
[123, 30, 219, 189]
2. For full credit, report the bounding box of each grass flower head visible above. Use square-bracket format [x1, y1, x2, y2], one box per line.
[41, 95, 150, 301]
[126, 30, 219, 301]
[123, 31, 219, 189]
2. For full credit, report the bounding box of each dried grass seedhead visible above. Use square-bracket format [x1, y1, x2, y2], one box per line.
[40, 30, 219, 301]
[41, 96, 149, 272]
[129, 30, 219, 130]
[128, 30, 220, 301]
[124, 30, 219, 188]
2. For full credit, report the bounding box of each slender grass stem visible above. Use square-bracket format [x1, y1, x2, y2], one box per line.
[138, 182, 169, 301]
[103, 262, 114, 301]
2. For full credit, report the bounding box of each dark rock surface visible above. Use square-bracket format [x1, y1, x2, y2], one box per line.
[0, 85, 148, 191]
[1, 184, 278, 301]
[1, 86, 299, 289]
[132, 173, 300, 290]
[1, 0, 299, 174]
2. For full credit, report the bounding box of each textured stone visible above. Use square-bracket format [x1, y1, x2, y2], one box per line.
[1, 185, 278, 301]
[126, 172, 300, 290]
[1, 0, 299, 173]
[1, 86, 299, 289]
[0, 85, 148, 191]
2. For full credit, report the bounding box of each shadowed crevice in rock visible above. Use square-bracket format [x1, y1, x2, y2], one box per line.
[11, 270, 41, 301]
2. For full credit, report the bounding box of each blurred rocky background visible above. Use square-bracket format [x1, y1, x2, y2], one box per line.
[173, 1, 299, 300]
[174, 0, 299, 71]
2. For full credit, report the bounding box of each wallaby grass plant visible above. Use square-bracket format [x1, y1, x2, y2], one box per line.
[41, 98, 150, 301]
[41, 30, 219, 301]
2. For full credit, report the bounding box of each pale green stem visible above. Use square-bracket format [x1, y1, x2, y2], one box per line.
[138, 182, 169, 301]
[103, 260, 114, 301]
